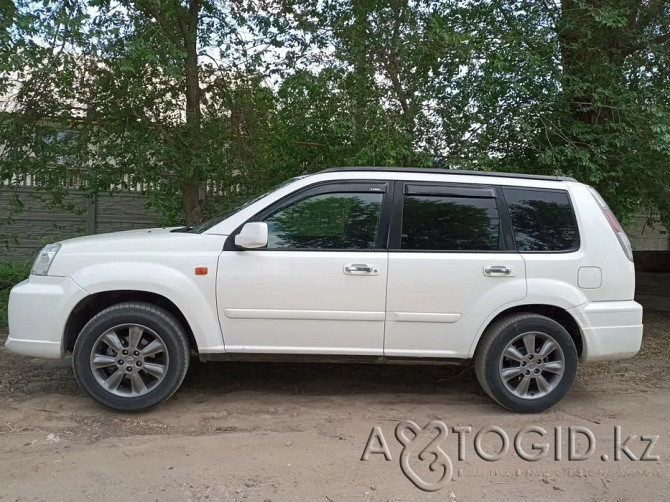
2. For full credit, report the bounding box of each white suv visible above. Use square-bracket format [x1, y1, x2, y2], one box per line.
[6, 168, 643, 412]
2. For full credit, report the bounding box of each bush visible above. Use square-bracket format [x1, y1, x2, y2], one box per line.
[0, 262, 31, 332]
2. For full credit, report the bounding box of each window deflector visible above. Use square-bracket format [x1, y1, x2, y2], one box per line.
[404, 184, 496, 198]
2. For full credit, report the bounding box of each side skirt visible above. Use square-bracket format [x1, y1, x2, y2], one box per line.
[198, 353, 470, 366]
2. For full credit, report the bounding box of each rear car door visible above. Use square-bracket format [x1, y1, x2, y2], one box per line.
[217, 181, 392, 355]
[384, 181, 527, 358]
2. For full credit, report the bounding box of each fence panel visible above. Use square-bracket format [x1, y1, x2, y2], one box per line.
[1, 187, 162, 261]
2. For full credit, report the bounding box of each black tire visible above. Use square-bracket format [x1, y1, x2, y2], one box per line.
[73, 302, 190, 411]
[474, 313, 578, 413]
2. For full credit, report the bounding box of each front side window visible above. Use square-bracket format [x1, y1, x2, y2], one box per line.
[401, 195, 501, 251]
[264, 192, 384, 249]
[503, 188, 578, 252]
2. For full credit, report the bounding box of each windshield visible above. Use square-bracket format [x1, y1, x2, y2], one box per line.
[191, 176, 306, 233]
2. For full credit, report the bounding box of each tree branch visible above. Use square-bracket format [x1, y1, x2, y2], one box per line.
[652, 32, 670, 45]
[624, 31, 670, 56]
[134, 1, 185, 50]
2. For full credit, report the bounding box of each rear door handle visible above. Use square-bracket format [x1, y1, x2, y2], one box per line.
[484, 265, 512, 276]
[344, 263, 379, 276]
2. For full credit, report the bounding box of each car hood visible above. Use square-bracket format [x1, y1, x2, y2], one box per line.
[52, 227, 228, 255]
[59, 227, 179, 244]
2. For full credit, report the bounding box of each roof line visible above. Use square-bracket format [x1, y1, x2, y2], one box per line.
[318, 166, 575, 182]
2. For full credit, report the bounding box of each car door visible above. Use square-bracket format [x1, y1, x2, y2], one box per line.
[217, 181, 392, 355]
[384, 181, 527, 358]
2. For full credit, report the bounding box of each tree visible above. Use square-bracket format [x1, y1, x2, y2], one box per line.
[3, 0, 670, 229]
[483, 0, 670, 222]
[271, 0, 491, 169]
[552, 0, 670, 222]
[84, 0, 248, 224]
[1, 0, 279, 224]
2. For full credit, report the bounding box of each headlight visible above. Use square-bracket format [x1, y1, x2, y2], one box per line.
[31, 243, 62, 276]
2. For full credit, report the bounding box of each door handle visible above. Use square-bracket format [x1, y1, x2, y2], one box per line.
[344, 263, 378, 275]
[484, 265, 512, 276]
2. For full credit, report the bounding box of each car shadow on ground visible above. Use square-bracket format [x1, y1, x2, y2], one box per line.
[181, 359, 482, 398]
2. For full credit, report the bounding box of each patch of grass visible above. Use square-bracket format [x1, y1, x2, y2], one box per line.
[0, 262, 32, 332]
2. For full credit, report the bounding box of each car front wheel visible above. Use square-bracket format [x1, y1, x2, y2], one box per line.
[73, 302, 190, 411]
[475, 313, 578, 413]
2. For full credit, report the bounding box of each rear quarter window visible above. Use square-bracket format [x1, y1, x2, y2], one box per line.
[502, 188, 578, 252]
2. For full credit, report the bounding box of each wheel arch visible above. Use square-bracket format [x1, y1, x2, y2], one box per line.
[471, 304, 583, 359]
[64, 290, 198, 354]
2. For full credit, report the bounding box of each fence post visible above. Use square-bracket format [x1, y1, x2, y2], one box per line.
[86, 169, 98, 234]
[86, 193, 97, 234]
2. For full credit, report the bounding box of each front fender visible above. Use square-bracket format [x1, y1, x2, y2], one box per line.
[69, 261, 225, 353]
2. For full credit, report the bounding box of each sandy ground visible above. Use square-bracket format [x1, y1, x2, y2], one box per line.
[1, 276, 669, 501]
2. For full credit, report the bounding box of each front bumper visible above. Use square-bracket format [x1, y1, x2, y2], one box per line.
[569, 300, 643, 362]
[5, 275, 88, 359]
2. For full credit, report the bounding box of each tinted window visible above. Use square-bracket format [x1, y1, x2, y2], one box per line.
[401, 195, 500, 251]
[503, 188, 578, 252]
[265, 192, 383, 249]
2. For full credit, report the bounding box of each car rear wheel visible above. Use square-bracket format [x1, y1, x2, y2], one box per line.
[475, 313, 578, 413]
[73, 302, 190, 411]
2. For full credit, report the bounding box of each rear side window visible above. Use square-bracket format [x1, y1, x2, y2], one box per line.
[401, 195, 501, 251]
[502, 188, 578, 252]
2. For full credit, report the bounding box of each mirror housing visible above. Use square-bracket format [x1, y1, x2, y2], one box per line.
[235, 222, 268, 249]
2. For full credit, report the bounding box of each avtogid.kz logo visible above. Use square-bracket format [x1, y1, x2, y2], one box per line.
[360, 421, 660, 492]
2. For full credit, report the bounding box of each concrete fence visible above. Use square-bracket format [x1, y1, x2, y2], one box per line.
[0, 187, 161, 261]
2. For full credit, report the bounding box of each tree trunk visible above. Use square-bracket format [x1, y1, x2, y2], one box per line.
[182, 0, 203, 224]
[556, 0, 636, 195]
[387, 0, 413, 166]
[352, 0, 370, 150]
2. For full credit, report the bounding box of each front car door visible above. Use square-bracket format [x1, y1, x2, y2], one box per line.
[384, 181, 527, 358]
[217, 181, 392, 355]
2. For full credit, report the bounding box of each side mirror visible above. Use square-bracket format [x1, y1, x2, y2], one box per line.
[235, 222, 268, 249]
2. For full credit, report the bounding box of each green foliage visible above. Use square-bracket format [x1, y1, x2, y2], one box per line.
[1, 0, 670, 227]
[532, 0, 670, 222]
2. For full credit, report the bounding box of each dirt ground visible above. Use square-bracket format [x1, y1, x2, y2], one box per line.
[1, 275, 669, 501]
